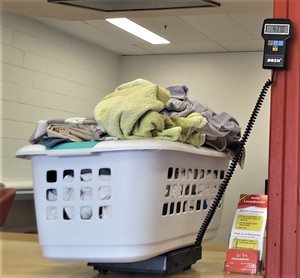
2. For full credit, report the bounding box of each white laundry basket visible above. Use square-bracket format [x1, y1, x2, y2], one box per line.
[16, 140, 229, 263]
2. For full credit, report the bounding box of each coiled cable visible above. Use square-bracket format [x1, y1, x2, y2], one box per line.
[194, 76, 274, 247]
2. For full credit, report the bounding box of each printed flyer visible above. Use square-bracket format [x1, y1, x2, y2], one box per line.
[225, 194, 268, 274]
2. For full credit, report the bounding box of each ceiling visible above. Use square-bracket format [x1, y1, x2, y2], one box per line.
[1, 0, 273, 56]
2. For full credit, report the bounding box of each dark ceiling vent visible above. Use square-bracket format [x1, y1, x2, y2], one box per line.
[48, 0, 220, 12]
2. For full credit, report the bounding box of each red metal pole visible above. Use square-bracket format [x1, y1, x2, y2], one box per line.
[266, 0, 300, 277]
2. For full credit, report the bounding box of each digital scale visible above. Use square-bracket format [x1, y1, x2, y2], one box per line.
[261, 18, 293, 69]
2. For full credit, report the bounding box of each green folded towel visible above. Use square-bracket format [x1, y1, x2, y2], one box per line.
[94, 79, 207, 146]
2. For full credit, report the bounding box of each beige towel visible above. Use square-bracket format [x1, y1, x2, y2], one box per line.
[94, 79, 207, 146]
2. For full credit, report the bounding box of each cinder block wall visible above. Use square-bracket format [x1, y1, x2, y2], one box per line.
[1, 13, 120, 189]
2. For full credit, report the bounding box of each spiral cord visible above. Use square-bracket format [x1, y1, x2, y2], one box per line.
[194, 77, 274, 247]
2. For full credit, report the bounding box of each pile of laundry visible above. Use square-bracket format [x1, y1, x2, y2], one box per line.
[30, 78, 242, 160]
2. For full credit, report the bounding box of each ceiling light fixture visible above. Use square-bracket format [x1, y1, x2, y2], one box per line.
[105, 18, 170, 45]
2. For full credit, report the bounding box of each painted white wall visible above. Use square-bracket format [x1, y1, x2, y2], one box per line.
[120, 53, 271, 243]
[1, 13, 121, 188]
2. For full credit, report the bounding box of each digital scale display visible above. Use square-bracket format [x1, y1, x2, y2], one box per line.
[264, 24, 290, 35]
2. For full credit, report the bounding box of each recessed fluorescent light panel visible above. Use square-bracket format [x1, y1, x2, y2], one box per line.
[106, 18, 170, 45]
[48, 0, 220, 12]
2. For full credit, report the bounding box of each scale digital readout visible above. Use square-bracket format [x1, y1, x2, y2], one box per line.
[261, 18, 292, 69]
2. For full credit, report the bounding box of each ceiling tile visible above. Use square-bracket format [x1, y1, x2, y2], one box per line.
[180, 14, 253, 41]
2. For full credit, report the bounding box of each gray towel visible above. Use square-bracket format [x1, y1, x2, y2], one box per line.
[164, 85, 244, 167]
